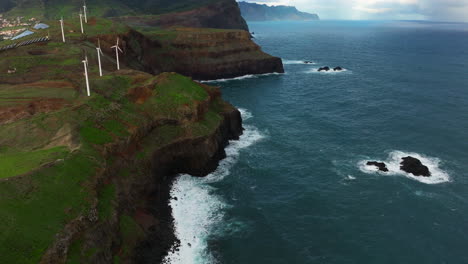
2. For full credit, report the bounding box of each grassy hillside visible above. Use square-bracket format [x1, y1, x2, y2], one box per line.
[1, 0, 222, 19]
[0, 19, 234, 261]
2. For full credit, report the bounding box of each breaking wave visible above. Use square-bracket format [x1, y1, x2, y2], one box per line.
[164, 110, 265, 264]
[306, 68, 350, 74]
[282, 59, 316, 65]
[199, 72, 283, 83]
[358, 151, 450, 184]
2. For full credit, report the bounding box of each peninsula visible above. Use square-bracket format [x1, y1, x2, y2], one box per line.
[0, 0, 283, 263]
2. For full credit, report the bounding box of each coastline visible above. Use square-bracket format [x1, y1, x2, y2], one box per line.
[134, 108, 245, 264]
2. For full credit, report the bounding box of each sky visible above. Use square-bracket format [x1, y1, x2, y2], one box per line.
[240, 0, 468, 21]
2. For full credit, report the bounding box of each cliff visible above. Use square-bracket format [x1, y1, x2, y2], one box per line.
[0, 0, 279, 261]
[116, 0, 249, 31]
[0, 66, 243, 263]
[0, 16, 246, 263]
[238, 1, 319, 21]
[2, 0, 248, 31]
[118, 28, 283, 80]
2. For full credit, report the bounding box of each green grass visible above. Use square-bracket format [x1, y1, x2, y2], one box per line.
[0, 146, 69, 179]
[0, 152, 97, 264]
[191, 110, 222, 137]
[149, 73, 209, 118]
[119, 214, 144, 258]
[80, 121, 113, 145]
[97, 184, 116, 220]
[0, 69, 230, 263]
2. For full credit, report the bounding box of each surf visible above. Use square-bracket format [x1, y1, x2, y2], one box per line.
[164, 109, 265, 264]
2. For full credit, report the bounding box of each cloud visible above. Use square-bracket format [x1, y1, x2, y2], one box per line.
[239, 0, 468, 21]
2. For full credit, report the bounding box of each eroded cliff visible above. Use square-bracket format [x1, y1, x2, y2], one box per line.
[0, 70, 243, 263]
[119, 28, 284, 80]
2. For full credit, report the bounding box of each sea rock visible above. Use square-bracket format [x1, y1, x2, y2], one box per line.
[400, 156, 431, 177]
[304, 61, 313, 64]
[367, 161, 389, 172]
[333, 66, 343, 71]
[318, 66, 330, 72]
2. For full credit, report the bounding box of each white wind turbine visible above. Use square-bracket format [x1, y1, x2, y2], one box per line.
[59, 17, 65, 43]
[96, 39, 104, 76]
[111, 38, 123, 70]
[83, 1, 88, 23]
[79, 9, 84, 34]
[82, 55, 91, 96]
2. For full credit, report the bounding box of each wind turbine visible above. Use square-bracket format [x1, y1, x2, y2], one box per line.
[111, 38, 123, 70]
[82, 55, 91, 96]
[79, 9, 84, 34]
[59, 17, 65, 43]
[83, 1, 88, 23]
[96, 39, 104, 76]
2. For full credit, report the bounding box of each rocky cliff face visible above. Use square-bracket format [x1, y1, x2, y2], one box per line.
[117, 28, 284, 80]
[118, 0, 249, 31]
[40, 83, 243, 263]
[238, 1, 319, 21]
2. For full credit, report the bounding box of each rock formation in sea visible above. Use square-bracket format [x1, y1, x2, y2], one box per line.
[367, 161, 389, 172]
[400, 156, 431, 177]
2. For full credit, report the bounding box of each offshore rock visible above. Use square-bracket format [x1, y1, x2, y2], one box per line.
[400, 156, 431, 177]
[367, 161, 389, 172]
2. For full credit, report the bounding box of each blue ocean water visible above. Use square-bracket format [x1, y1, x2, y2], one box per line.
[166, 20, 468, 264]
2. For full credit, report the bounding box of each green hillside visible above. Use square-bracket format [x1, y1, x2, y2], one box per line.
[1, 0, 222, 19]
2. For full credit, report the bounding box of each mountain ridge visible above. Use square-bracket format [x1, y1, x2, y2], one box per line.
[238, 1, 319, 21]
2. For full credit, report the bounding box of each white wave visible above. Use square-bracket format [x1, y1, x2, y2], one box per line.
[358, 151, 450, 184]
[282, 59, 316, 65]
[306, 68, 350, 74]
[199, 72, 283, 83]
[238, 108, 253, 121]
[164, 111, 265, 264]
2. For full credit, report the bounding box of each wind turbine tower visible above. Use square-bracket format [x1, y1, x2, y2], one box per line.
[96, 39, 104, 76]
[111, 38, 123, 70]
[82, 56, 91, 96]
[59, 17, 65, 43]
[83, 1, 88, 23]
[79, 9, 84, 34]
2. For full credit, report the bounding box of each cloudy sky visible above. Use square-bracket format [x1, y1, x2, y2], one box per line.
[241, 0, 468, 21]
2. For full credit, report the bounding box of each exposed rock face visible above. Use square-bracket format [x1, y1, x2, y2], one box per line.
[120, 29, 284, 80]
[334, 66, 343, 71]
[318, 67, 330, 72]
[120, 0, 249, 31]
[367, 161, 389, 172]
[38, 73, 244, 264]
[400, 156, 431, 177]
[238, 1, 319, 21]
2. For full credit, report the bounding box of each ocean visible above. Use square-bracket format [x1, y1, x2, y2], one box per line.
[164, 20, 468, 264]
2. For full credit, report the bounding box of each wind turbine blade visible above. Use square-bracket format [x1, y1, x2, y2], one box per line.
[111, 45, 117, 49]
[118, 47, 123, 53]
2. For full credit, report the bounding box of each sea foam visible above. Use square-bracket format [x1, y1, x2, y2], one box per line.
[358, 151, 450, 184]
[282, 59, 316, 65]
[306, 67, 350, 74]
[199, 72, 283, 83]
[164, 109, 264, 264]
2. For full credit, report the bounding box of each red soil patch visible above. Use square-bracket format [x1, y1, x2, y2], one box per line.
[127, 86, 153, 104]
[0, 98, 69, 125]
[88, 17, 97, 26]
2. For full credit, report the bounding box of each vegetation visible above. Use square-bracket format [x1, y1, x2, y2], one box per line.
[0, 146, 69, 179]
[0, 5, 237, 260]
